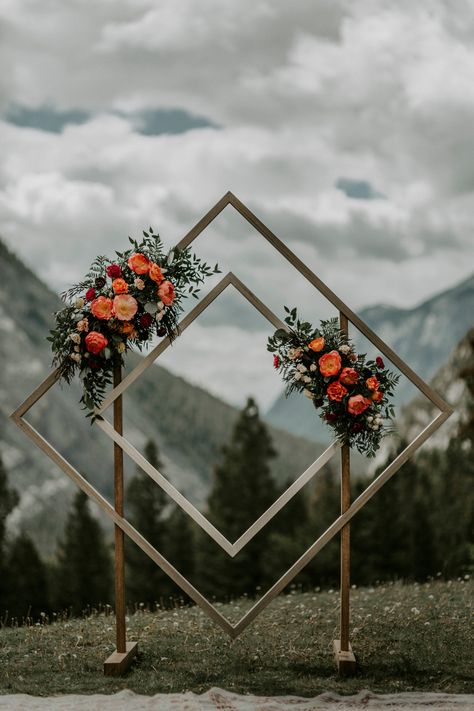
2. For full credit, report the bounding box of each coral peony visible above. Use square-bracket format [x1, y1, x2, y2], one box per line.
[113, 294, 138, 321]
[327, 381, 348, 402]
[309, 337, 325, 352]
[366, 376, 380, 391]
[85, 287, 96, 302]
[158, 280, 175, 306]
[112, 278, 129, 294]
[149, 262, 165, 284]
[91, 296, 113, 320]
[340, 367, 359, 386]
[376, 356, 385, 369]
[85, 331, 108, 355]
[348, 395, 371, 416]
[128, 253, 150, 274]
[371, 389, 383, 402]
[121, 321, 135, 335]
[318, 350, 341, 377]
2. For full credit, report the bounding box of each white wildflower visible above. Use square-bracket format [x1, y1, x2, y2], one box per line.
[339, 344, 351, 355]
[303, 375, 312, 383]
[296, 364, 307, 373]
[411, 607, 420, 615]
[293, 371, 302, 381]
[74, 298, 85, 309]
[69, 333, 81, 344]
[69, 353, 81, 363]
[310, 363, 317, 372]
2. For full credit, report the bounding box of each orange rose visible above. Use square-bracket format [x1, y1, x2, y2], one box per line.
[372, 390, 383, 402]
[128, 252, 150, 274]
[121, 321, 135, 335]
[113, 294, 138, 321]
[327, 381, 348, 402]
[366, 376, 380, 391]
[91, 296, 113, 320]
[85, 331, 108, 355]
[158, 280, 175, 306]
[318, 350, 341, 377]
[149, 262, 165, 284]
[348, 395, 371, 416]
[309, 337, 325, 352]
[340, 367, 359, 386]
[112, 278, 128, 294]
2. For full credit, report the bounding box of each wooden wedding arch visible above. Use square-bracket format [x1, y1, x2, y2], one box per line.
[11, 192, 453, 676]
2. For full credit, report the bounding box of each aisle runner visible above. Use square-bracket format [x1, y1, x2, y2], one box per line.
[0, 688, 472, 711]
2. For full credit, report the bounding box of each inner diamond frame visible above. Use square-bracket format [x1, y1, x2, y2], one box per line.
[95, 271, 341, 557]
[11, 191, 453, 639]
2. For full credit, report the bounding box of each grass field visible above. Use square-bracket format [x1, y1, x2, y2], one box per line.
[0, 579, 472, 697]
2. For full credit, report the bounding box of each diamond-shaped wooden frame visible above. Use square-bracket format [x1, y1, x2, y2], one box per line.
[11, 191, 453, 640]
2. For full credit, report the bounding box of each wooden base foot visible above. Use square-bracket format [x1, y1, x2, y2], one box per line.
[333, 639, 356, 676]
[104, 641, 138, 676]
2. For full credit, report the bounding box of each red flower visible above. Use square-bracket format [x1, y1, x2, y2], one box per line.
[273, 355, 280, 369]
[158, 280, 176, 306]
[327, 381, 348, 402]
[376, 356, 385, 369]
[85, 331, 108, 355]
[372, 389, 383, 402]
[140, 313, 153, 329]
[325, 411, 338, 422]
[351, 422, 364, 433]
[107, 264, 122, 279]
[85, 287, 96, 302]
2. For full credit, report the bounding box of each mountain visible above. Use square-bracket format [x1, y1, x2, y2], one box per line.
[266, 275, 474, 441]
[0, 240, 324, 555]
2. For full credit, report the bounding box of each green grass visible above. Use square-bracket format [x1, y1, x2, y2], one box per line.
[0, 580, 473, 697]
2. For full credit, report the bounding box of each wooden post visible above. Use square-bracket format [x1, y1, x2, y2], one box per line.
[333, 313, 357, 675]
[104, 357, 138, 676]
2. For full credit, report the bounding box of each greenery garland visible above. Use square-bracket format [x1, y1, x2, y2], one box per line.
[268, 308, 399, 456]
[49, 229, 220, 418]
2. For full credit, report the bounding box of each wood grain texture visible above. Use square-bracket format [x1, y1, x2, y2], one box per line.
[103, 641, 138, 677]
[113, 359, 126, 655]
[339, 312, 351, 655]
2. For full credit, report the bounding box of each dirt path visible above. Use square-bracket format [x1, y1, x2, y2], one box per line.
[0, 688, 472, 710]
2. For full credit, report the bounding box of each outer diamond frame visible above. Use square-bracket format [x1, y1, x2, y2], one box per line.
[11, 191, 453, 639]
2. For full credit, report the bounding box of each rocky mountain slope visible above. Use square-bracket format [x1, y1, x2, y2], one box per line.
[0, 240, 324, 555]
[266, 274, 474, 441]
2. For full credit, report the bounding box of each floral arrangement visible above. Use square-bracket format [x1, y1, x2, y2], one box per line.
[49, 229, 219, 418]
[267, 309, 399, 456]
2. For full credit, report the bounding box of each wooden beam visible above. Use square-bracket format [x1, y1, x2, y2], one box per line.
[104, 641, 138, 677]
[333, 639, 356, 676]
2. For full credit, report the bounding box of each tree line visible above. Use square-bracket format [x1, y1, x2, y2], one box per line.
[1, 333, 473, 622]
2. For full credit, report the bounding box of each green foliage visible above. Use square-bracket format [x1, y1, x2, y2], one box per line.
[197, 398, 277, 598]
[54, 490, 113, 613]
[3, 532, 50, 622]
[125, 440, 171, 606]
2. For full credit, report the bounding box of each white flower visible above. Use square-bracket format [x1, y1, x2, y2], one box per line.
[303, 389, 314, 399]
[69, 353, 81, 363]
[74, 298, 85, 309]
[69, 333, 81, 344]
[297, 364, 307, 373]
[293, 371, 302, 381]
[116, 342, 126, 354]
[157, 301, 165, 311]
[366, 416, 373, 423]
[303, 375, 312, 383]
[74, 345, 80, 353]
[134, 278, 145, 290]
[310, 363, 317, 372]
[288, 347, 302, 360]
[339, 344, 351, 355]
[145, 302, 158, 314]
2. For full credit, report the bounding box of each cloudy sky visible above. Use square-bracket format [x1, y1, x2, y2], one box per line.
[1, 0, 473, 409]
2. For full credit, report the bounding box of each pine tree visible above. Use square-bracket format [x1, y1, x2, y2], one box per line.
[305, 464, 340, 586]
[0, 453, 19, 613]
[164, 505, 195, 600]
[4, 532, 50, 621]
[197, 398, 277, 599]
[125, 440, 171, 607]
[54, 489, 113, 614]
